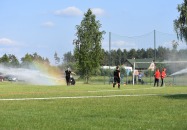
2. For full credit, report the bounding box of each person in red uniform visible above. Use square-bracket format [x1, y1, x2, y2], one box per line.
[113, 66, 120, 88]
[154, 68, 160, 87]
[161, 68, 166, 87]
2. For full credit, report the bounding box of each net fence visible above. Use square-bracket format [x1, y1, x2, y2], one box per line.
[109, 30, 186, 51]
[77, 61, 187, 86]
[88, 30, 187, 85]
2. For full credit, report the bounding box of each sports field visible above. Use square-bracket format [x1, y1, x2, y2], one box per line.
[0, 82, 187, 130]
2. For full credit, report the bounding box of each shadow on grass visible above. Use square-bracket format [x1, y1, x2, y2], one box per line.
[163, 94, 187, 100]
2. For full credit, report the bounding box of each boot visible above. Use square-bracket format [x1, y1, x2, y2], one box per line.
[113, 82, 116, 88]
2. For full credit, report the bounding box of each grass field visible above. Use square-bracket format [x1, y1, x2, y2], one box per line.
[0, 82, 187, 130]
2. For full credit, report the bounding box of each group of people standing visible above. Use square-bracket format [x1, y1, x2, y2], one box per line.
[112, 65, 167, 88]
[154, 68, 167, 87]
[65, 66, 167, 87]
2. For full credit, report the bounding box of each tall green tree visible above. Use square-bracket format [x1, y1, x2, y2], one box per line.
[174, 0, 187, 43]
[121, 49, 128, 63]
[157, 46, 169, 61]
[116, 49, 122, 65]
[21, 53, 33, 68]
[0, 54, 9, 66]
[8, 54, 20, 67]
[146, 48, 154, 58]
[63, 51, 74, 63]
[0, 54, 20, 67]
[128, 49, 137, 59]
[110, 50, 117, 66]
[136, 48, 146, 59]
[54, 52, 60, 65]
[21, 53, 50, 68]
[73, 9, 105, 83]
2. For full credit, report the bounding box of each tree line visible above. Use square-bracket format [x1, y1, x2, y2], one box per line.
[1, 42, 186, 69]
[62, 45, 187, 67]
[0, 53, 50, 68]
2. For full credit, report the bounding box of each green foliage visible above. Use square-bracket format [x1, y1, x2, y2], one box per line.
[174, 0, 187, 43]
[73, 9, 105, 83]
[128, 48, 137, 59]
[62, 51, 75, 63]
[100, 68, 113, 76]
[61, 42, 187, 71]
[21, 53, 33, 67]
[21, 53, 50, 68]
[120, 67, 127, 76]
[144, 69, 154, 77]
[54, 52, 60, 65]
[0, 54, 20, 67]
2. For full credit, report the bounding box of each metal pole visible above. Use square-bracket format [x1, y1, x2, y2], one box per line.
[102, 65, 105, 85]
[133, 62, 135, 85]
[154, 30, 156, 61]
[109, 32, 111, 68]
[108, 32, 111, 84]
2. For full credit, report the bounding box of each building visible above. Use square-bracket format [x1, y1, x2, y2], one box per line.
[101, 65, 132, 75]
[123, 58, 154, 71]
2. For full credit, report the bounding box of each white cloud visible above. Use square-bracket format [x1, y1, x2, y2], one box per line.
[54, 6, 83, 16]
[42, 21, 55, 27]
[91, 8, 105, 16]
[0, 38, 15, 46]
[0, 38, 29, 56]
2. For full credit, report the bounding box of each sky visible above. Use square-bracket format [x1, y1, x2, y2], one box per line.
[0, 0, 186, 65]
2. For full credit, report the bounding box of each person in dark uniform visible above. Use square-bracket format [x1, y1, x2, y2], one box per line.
[65, 68, 72, 86]
[65, 68, 76, 86]
[113, 66, 120, 88]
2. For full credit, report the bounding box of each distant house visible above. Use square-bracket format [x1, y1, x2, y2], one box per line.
[101, 65, 132, 75]
[123, 58, 154, 71]
[101, 66, 132, 71]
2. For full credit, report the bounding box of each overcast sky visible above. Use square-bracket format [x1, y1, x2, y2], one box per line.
[0, 0, 185, 65]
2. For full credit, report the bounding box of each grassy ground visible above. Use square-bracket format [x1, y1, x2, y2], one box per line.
[0, 82, 187, 130]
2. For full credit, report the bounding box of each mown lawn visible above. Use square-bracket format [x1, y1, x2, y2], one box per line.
[0, 82, 187, 130]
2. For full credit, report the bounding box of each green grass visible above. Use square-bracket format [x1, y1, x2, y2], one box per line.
[0, 82, 187, 130]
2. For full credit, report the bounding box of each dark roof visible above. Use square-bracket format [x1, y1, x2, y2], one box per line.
[125, 58, 153, 69]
